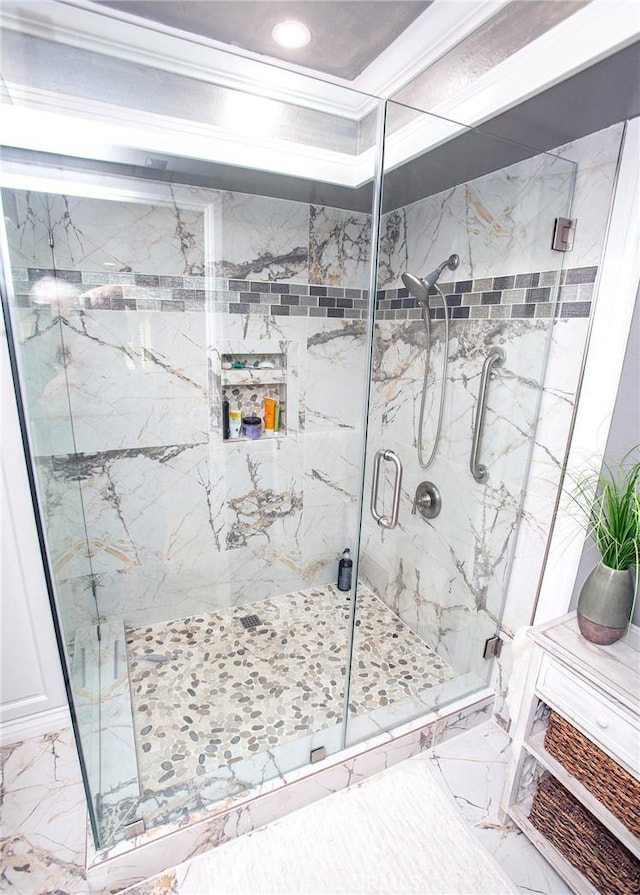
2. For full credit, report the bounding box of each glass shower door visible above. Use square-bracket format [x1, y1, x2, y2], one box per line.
[347, 103, 577, 745]
[1, 73, 382, 846]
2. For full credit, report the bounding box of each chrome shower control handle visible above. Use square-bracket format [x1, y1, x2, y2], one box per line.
[412, 481, 442, 519]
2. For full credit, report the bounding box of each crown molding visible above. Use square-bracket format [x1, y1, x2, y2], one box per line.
[422, 0, 640, 129]
[1, 87, 376, 189]
[0, 0, 369, 118]
[1, 0, 636, 192]
[353, 0, 511, 99]
[0, 0, 510, 121]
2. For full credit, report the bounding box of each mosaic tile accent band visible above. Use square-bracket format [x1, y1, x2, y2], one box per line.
[13, 265, 595, 321]
[12, 268, 371, 320]
[376, 265, 597, 321]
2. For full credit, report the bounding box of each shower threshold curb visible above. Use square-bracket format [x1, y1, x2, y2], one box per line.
[85, 686, 495, 892]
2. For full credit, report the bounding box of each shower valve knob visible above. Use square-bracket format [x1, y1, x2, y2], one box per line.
[412, 481, 442, 520]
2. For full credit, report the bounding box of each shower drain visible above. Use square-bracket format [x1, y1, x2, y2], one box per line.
[239, 614, 262, 629]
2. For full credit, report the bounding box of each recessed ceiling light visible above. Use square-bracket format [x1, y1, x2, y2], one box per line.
[272, 20, 311, 50]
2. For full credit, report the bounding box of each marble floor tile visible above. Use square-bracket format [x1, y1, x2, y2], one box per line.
[0, 730, 89, 895]
[120, 721, 570, 895]
[123, 754, 517, 895]
[424, 721, 572, 895]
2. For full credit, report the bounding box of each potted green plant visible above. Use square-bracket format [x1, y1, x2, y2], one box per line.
[571, 450, 640, 644]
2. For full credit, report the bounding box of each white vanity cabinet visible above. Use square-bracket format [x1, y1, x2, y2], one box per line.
[502, 613, 640, 894]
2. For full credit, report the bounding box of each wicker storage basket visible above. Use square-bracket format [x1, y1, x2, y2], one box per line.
[544, 711, 640, 837]
[529, 775, 640, 895]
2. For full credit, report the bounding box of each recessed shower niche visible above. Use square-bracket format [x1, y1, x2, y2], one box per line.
[222, 351, 287, 438]
[215, 341, 298, 441]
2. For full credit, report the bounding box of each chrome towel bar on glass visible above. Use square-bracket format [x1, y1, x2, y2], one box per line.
[470, 347, 505, 484]
[370, 449, 403, 529]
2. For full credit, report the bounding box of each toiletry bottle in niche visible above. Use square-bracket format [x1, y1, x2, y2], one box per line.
[263, 396, 276, 434]
[222, 400, 230, 440]
[337, 548, 352, 592]
[229, 409, 242, 439]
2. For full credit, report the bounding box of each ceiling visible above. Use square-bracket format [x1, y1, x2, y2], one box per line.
[1, 0, 638, 213]
[95, 0, 432, 80]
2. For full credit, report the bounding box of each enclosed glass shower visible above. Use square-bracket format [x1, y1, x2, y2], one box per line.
[1, 64, 575, 848]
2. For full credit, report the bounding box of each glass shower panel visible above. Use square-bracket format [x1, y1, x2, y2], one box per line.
[347, 104, 576, 745]
[0, 186, 113, 838]
[1, 76, 381, 846]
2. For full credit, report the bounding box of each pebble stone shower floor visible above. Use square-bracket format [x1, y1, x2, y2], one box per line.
[126, 584, 454, 794]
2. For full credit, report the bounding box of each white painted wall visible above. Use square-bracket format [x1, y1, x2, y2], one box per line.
[570, 285, 640, 623]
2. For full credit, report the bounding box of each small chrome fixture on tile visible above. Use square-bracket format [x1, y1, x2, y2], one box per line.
[412, 481, 442, 520]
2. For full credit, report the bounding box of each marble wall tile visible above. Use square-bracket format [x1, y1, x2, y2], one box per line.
[211, 192, 309, 283]
[309, 205, 372, 289]
[552, 123, 625, 269]
[37, 442, 212, 589]
[304, 318, 369, 433]
[379, 150, 574, 287]
[4, 190, 205, 275]
[17, 307, 208, 455]
[302, 497, 359, 586]
[11, 306, 77, 456]
[502, 316, 591, 635]
[302, 430, 363, 507]
[92, 560, 226, 626]
[361, 312, 552, 680]
[1, 188, 56, 269]
[209, 436, 303, 554]
[52, 574, 97, 648]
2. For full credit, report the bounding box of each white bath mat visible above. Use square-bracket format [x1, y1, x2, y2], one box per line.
[173, 755, 518, 894]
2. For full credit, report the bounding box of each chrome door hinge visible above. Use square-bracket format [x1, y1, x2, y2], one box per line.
[551, 217, 577, 252]
[483, 635, 503, 660]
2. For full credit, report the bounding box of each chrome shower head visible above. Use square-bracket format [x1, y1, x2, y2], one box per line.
[401, 254, 460, 304]
[401, 272, 429, 304]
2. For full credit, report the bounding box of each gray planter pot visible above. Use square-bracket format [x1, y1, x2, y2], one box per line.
[577, 560, 635, 645]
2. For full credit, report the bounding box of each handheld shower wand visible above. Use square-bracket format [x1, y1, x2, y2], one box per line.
[401, 253, 459, 468]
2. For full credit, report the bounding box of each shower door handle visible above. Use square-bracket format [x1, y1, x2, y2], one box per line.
[470, 347, 506, 484]
[371, 449, 403, 529]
